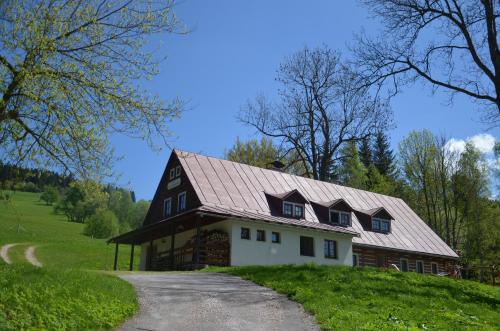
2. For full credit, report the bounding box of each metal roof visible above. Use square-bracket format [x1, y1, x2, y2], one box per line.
[176, 150, 458, 259]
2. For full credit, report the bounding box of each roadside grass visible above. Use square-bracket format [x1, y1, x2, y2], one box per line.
[0, 264, 138, 330]
[206, 264, 500, 331]
[0, 191, 140, 330]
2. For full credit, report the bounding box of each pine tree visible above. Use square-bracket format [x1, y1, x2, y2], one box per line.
[373, 131, 396, 178]
[339, 142, 368, 189]
[358, 137, 373, 168]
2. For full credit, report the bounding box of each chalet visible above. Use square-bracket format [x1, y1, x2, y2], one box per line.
[110, 150, 458, 274]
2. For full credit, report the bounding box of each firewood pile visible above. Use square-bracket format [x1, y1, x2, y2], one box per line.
[185, 230, 229, 266]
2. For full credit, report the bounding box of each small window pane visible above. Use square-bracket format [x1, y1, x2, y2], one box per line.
[178, 192, 186, 211]
[283, 203, 293, 216]
[381, 221, 390, 232]
[324, 239, 337, 259]
[169, 168, 175, 179]
[271, 232, 280, 243]
[175, 165, 181, 177]
[416, 261, 424, 274]
[330, 211, 339, 224]
[241, 227, 250, 240]
[163, 199, 172, 217]
[372, 219, 381, 230]
[300, 236, 314, 257]
[340, 212, 350, 226]
[256, 230, 266, 242]
[400, 259, 408, 272]
[431, 263, 438, 274]
[294, 205, 304, 218]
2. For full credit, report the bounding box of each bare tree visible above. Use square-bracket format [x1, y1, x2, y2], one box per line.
[239, 46, 391, 181]
[354, 0, 500, 125]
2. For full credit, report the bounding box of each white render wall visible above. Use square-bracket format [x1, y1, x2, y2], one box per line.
[228, 219, 353, 266]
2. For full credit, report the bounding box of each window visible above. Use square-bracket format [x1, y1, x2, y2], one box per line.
[329, 210, 351, 226]
[373, 218, 390, 232]
[381, 220, 390, 232]
[256, 230, 266, 242]
[400, 258, 409, 272]
[271, 232, 281, 243]
[377, 255, 386, 267]
[300, 236, 314, 257]
[324, 240, 337, 259]
[163, 198, 172, 218]
[175, 165, 181, 177]
[241, 227, 250, 240]
[431, 263, 438, 275]
[177, 191, 186, 211]
[283, 201, 305, 218]
[169, 168, 176, 179]
[416, 260, 424, 274]
[352, 254, 359, 266]
[372, 218, 381, 231]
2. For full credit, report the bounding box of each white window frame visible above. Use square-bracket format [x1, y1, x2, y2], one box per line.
[431, 262, 438, 275]
[416, 260, 424, 274]
[352, 253, 359, 266]
[283, 201, 304, 219]
[177, 191, 187, 211]
[400, 258, 409, 272]
[163, 198, 172, 218]
[175, 165, 181, 177]
[169, 168, 176, 179]
[329, 209, 351, 226]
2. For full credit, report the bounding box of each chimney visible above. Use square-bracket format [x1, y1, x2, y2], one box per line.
[266, 160, 286, 172]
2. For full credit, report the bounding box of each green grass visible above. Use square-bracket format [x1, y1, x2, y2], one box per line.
[0, 191, 140, 330]
[206, 265, 500, 331]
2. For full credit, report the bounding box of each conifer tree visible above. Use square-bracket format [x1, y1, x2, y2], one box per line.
[358, 137, 373, 169]
[373, 131, 396, 178]
[339, 142, 368, 189]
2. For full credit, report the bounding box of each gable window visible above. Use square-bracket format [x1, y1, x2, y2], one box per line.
[352, 254, 359, 266]
[300, 236, 314, 257]
[241, 227, 250, 240]
[324, 239, 337, 259]
[256, 230, 266, 242]
[271, 232, 281, 243]
[416, 260, 424, 274]
[169, 168, 176, 179]
[175, 165, 181, 177]
[329, 210, 351, 226]
[163, 198, 172, 218]
[177, 191, 187, 211]
[400, 258, 409, 272]
[283, 201, 305, 219]
[431, 263, 438, 275]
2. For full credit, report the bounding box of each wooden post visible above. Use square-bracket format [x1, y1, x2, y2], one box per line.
[170, 223, 176, 269]
[113, 243, 119, 271]
[129, 244, 135, 271]
[195, 216, 201, 267]
[148, 240, 153, 270]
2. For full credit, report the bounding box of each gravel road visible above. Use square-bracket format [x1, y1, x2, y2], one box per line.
[119, 272, 319, 331]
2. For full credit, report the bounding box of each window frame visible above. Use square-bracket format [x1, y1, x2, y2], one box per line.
[283, 201, 305, 219]
[240, 227, 251, 240]
[299, 236, 315, 257]
[416, 260, 424, 274]
[372, 217, 391, 233]
[163, 197, 172, 218]
[175, 165, 181, 177]
[177, 191, 187, 212]
[169, 168, 176, 179]
[329, 209, 351, 226]
[256, 229, 266, 242]
[271, 231, 281, 243]
[324, 239, 337, 259]
[400, 258, 409, 272]
[431, 262, 438, 275]
[352, 253, 359, 266]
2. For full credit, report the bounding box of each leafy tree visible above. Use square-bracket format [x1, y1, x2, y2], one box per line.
[225, 137, 279, 168]
[0, 0, 184, 176]
[366, 164, 395, 195]
[339, 141, 368, 189]
[56, 181, 107, 223]
[128, 200, 150, 229]
[107, 188, 134, 227]
[355, 0, 500, 124]
[83, 209, 119, 239]
[40, 186, 59, 205]
[373, 131, 396, 178]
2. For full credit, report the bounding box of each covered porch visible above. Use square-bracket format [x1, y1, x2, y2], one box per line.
[108, 210, 231, 271]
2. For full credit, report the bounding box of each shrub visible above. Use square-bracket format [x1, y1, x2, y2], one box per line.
[40, 186, 59, 205]
[83, 209, 119, 239]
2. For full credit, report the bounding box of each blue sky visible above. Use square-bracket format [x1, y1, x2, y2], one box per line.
[110, 0, 498, 200]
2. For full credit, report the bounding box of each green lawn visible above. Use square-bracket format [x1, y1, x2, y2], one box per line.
[206, 265, 500, 331]
[0, 191, 139, 330]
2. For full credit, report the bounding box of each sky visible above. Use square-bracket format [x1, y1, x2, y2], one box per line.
[110, 0, 499, 200]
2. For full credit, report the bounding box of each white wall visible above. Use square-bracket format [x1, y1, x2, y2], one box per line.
[229, 219, 353, 266]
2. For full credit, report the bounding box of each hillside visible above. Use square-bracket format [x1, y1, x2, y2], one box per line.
[0, 192, 139, 330]
[207, 265, 500, 331]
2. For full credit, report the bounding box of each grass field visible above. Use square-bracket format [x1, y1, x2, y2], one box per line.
[206, 265, 500, 331]
[0, 191, 139, 330]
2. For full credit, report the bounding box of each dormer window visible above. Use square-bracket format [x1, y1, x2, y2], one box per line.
[329, 209, 351, 226]
[372, 217, 391, 233]
[283, 201, 304, 219]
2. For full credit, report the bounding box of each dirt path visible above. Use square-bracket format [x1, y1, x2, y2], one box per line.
[0, 243, 18, 264]
[119, 272, 319, 331]
[25, 246, 43, 267]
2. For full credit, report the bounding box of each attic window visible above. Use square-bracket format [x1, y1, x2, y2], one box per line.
[372, 218, 391, 233]
[283, 201, 304, 219]
[329, 210, 351, 226]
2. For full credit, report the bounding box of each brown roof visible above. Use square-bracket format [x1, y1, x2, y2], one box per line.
[176, 150, 458, 259]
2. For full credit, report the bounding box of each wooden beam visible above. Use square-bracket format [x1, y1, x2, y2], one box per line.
[129, 245, 135, 271]
[113, 243, 119, 271]
[148, 240, 153, 270]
